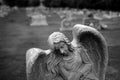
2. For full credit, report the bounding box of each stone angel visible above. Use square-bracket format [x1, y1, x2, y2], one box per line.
[26, 24, 108, 80]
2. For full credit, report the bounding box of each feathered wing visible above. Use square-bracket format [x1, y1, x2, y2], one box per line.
[26, 48, 51, 80]
[71, 24, 108, 80]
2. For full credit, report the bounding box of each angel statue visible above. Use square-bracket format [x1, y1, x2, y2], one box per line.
[26, 24, 108, 80]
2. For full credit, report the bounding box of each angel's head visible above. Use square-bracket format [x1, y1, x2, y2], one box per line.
[48, 32, 73, 56]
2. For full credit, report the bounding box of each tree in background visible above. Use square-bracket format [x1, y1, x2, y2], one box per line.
[3, 0, 40, 7]
[1, 0, 120, 11]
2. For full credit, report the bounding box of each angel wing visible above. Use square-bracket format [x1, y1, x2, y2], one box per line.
[71, 24, 108, 80]
[26, 48, 51, 80]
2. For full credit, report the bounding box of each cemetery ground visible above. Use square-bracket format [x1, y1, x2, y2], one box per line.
[0, 8, 120, 80]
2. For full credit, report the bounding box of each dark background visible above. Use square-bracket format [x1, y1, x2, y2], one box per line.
[0, 0, 120, 11]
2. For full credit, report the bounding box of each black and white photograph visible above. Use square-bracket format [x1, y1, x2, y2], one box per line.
[0, 0, 120, 80]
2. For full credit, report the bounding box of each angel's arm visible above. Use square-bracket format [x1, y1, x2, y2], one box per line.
[58, 62, 70, 80]
[67, 48, 92, 80]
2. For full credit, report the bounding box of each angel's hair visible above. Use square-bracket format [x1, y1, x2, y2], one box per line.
[48, 32, 70, 49]
[46, 42, 74, 77]
[46, 48, 63, 77]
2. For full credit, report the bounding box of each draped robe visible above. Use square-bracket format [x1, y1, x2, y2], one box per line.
[57, 47, 99, 80]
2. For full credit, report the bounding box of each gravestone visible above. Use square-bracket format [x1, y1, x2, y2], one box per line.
[60, 13, 74, 31]
[60, 18, 73, 31]
[0, 5, 10, 17]
[27, 0, 48, 26]
[30, 13, 48, 26]
[83, 16, 108, 30]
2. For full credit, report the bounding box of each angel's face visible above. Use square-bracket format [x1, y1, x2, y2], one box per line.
[54, 41, 69, 55]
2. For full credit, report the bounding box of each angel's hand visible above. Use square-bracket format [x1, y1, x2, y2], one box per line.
[58, 63, 70, 80]
[69, 72, 84, 80]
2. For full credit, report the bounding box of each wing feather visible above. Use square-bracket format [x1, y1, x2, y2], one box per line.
[71, 24, 108, 80]
[26, 48, 51, 80]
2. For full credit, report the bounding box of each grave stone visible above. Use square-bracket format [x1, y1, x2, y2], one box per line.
[60, 13, 74, 31]
[30, 13, 48, 26]
[83, 16, 108, 30]
[0, 5, 10, 17]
